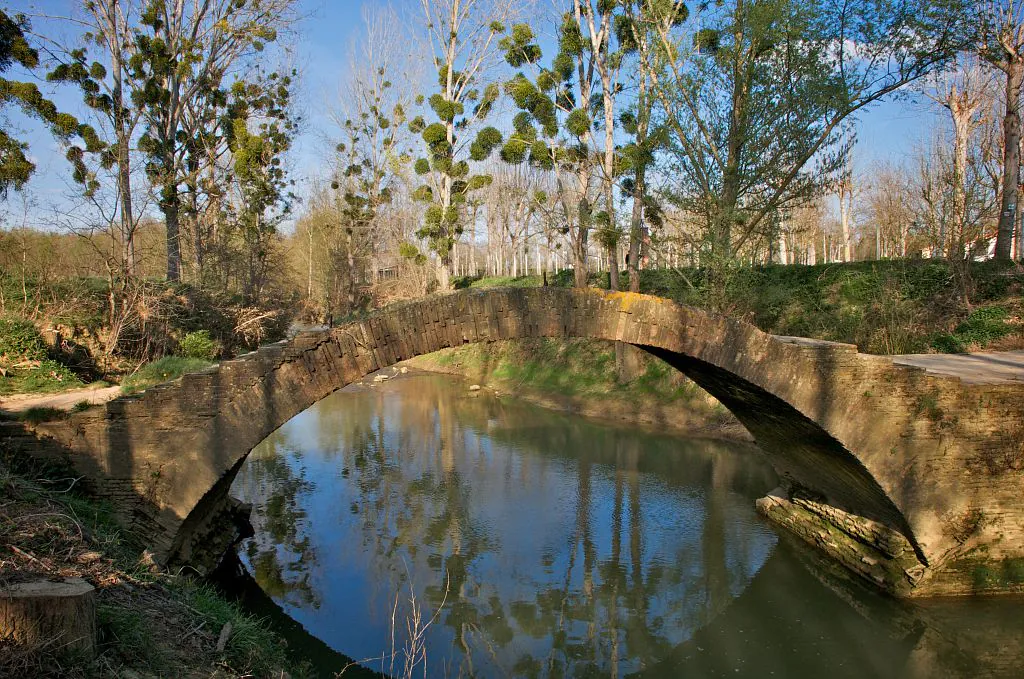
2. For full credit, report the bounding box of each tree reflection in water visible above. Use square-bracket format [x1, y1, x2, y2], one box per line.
[233, 374, 780, 677]
[234, 437, 319, 609]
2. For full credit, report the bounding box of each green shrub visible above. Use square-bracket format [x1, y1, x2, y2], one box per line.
[0, 317, 84, 395]
[932, 306, 1017, 353]
[0, 317, 49, 361]
[121, 356, 214, 395]
[179, 330, 220, 360]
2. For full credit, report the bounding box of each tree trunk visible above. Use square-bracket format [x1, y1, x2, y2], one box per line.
[840, 176, 853, 262]
[0, 577, 97, 659]
[437, 257, 451, 291]
[996, 63, 1023, 260]
[573, 197, 591, 288]
[164, 194, 181, 282]
[627, 190, 644, 293]
[950, 100, 974, 259]
[717, 1, 752, 260]
[608, 246, 619, 290]
[777, 224, 788, 264]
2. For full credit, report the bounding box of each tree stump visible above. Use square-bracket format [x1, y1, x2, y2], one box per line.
[0, 576, 97, 658]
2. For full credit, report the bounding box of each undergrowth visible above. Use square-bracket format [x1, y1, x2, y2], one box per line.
[0, 317, 84, 395]
[0, 449, 296, 678]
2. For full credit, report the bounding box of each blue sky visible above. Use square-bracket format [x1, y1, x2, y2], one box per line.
[4, 0, 937, 229]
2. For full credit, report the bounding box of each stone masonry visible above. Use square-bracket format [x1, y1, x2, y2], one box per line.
[7, 288, 1024, 596]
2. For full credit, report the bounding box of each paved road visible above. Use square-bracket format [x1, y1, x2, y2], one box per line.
[891, 350, 1024, 385]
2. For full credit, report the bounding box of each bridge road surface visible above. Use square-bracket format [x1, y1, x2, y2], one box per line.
[890, 349, 1024, 385]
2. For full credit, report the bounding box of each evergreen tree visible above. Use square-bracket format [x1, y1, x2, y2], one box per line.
[650, 0, 967, 273]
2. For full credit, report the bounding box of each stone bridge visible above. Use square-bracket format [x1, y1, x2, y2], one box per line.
[12, 288, 1024, 597]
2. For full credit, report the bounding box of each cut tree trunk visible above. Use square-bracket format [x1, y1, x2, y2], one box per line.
[0, 577, 97, 658]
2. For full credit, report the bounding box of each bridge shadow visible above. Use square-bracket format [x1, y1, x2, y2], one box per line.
[640, 345, 925, 563]
[631, 533, 1023, 679]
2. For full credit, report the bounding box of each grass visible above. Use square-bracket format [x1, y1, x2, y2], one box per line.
[96, 606, 168, 672]
[17, 406, 67, 424]
[0, 316, 85, 395]
[175, 580, 292, 676]
[120, 356, 214, 395]
[0, 360, 85, 395]
[410, 337, 732, 430]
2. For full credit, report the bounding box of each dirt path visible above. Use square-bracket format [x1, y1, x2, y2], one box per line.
[0, 385, 122, 414]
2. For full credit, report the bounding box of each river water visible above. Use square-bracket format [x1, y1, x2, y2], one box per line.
[231, 373, 1024, 678]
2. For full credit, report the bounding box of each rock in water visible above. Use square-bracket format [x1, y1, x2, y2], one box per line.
[0, 576, 97, 658]
[469, 384, 481, 391]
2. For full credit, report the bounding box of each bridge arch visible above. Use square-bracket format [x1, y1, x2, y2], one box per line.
[33, 288, 1024, 596]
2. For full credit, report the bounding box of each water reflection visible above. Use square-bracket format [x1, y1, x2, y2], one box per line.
[234, 375, 778, 677]
[232, 374, 1024, 679]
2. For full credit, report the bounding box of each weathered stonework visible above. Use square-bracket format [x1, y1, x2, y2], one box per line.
[756, 489, 924, 596]
[6, 288, 1024, 596]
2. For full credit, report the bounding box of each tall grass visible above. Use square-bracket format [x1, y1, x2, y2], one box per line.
[120, 356, 214, 394]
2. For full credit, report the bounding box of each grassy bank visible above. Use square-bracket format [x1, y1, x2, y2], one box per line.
[406, 338, 746, 438]
[0, 448, 301, 678]
[120, 356, 216, 395]
[0, 273, 292, 395]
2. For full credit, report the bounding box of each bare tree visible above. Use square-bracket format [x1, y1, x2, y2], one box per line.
[978, 0, 1024, 260]
[836, 135, 858, 262]
[864, 161, 914, 259]
[412, 0, 521, 290]
[926, 56, 997, 258]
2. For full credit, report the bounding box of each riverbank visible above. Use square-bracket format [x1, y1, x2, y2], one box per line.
[404, 338, 752, 442]
[0, 449, 304, 678]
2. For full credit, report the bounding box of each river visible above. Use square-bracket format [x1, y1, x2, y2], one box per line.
[230, 373, 1024, 678]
